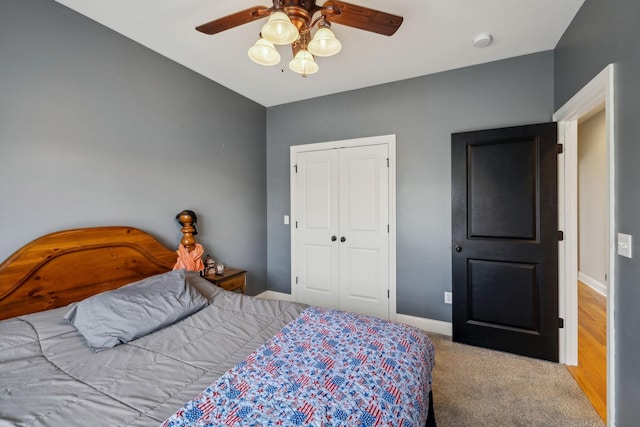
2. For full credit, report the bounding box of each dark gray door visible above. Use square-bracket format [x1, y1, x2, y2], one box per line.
[451, 122, 559, 362]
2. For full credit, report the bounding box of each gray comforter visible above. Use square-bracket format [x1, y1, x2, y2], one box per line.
[0, 287, 307, 427]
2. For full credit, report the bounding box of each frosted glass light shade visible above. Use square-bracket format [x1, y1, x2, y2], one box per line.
[289, 50, 318, 76]
[261, 11, 299, 45]
[248, 38, 280, 66]
[308, 27, 342, 57]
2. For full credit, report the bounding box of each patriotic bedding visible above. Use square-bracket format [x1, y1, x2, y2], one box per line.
[0, 281, 435, 427]
[162, 307, 435, 427]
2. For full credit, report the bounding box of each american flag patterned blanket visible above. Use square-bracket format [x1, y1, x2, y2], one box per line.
[161, 306, 435, 427]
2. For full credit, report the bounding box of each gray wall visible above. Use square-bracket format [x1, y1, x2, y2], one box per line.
[266, 51, 554, 321]
[0, 0, 268, 294]
[555, 0, 640, 422]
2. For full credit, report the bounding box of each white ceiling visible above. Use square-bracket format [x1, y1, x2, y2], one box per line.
[54, 0, 585, 107]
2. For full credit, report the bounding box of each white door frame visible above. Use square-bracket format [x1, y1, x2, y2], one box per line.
[290, 134, 397, 321]
[554, 64, 615, 425]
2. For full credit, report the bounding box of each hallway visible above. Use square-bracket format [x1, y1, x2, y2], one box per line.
[567, 281, 607, 422]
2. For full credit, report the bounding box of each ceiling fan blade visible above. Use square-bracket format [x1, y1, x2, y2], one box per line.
[196, 6, 272, 35]
[322, 0, 403, 36]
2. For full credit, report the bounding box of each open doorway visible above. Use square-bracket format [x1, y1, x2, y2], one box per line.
[567, 106, 607, 422]
[554, 64, 615, 425]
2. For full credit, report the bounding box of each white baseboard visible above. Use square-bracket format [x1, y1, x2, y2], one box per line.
[256, 290, 294, 301]
[578, 271, 607, 296]
[396, 313, 452, 336]
[255, 291, 452, 337]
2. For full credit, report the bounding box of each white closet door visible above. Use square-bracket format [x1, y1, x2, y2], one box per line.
[293, 143, 390, 319]
[338, 144, 389, 319]
[294, 149, 340, 309]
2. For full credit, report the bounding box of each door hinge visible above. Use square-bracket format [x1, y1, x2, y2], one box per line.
[387, 224, 390, 233]
[559, 318, 564, 328]
[558, 230, 564, 241]
[296, 276, 298, 284]
[557, 144, 564, 154]
[386, 158, 389, 168]
[387, 289, 390, 298]
[294, 164, 298, 173]
[295, 221, 298, 229]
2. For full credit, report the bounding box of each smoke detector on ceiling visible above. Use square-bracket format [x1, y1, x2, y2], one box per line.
[473, 33, 493, 48]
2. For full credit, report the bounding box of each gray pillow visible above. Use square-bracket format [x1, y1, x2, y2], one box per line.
[64, 269, 208, 351]
[185, 270, 225, 301]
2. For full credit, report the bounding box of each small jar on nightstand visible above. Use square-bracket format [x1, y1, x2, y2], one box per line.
[202, 268, 246, 294]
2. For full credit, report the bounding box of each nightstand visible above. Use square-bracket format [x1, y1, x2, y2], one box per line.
[203, 268, 246, 294]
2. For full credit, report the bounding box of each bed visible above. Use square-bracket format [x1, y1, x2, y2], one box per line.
[0, 223, 436, 426]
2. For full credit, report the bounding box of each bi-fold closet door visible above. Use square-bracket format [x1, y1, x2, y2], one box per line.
[292, 142, 390, 320]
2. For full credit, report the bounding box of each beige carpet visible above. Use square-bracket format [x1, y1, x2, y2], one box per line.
[428, 334, 604, 427]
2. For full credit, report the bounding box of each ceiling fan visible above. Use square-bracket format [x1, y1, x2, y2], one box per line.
[196, 0, 403, 76]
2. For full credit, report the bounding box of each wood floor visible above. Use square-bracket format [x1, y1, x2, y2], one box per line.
[567, 281, 607, 422]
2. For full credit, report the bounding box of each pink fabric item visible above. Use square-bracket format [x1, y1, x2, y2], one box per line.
[173, 243, 205, 272]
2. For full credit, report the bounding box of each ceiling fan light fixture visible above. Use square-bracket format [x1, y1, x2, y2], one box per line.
[308, 26, 342, 57]
[289, 50, 319, 76]
[261, 11, 299, 45]
[248, 38, 281, 66]
[196, 0, 404, 77]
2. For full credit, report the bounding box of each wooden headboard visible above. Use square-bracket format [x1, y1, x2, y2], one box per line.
[0, 226, 178, 321]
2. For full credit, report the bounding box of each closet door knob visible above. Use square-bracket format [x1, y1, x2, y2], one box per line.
[455, 245, 462, 253]
[331, 235, 337, 241]
[340, 236, 346, 242]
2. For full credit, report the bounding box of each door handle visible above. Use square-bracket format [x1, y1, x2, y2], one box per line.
[340, 236, 346, 242]
[455, 245, 462, 253]
[331, 235, 337, 241]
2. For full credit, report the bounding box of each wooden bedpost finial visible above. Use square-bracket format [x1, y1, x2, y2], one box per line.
[176, 210, 197, 252]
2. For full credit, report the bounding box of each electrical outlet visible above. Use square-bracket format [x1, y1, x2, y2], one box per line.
[444, 292, 452, 304]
